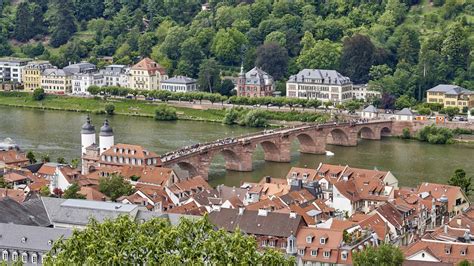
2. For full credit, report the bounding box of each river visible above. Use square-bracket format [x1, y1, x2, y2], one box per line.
[0, 106, 472, 188]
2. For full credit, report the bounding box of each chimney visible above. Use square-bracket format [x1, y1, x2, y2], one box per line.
[289, 211, 297, 219]
[258, 209, 268, 216]
[444, 225, 448, 234]
[457, 218, 462, 226]
[265, 176, 271, 184]
[238, 207, 245, 215]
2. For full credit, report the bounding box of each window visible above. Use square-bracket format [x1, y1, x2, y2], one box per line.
[311, 250, 317, 256]
[341, 251, 348, 260]
[298, 249, 305, 256]
[261, 240, 267, 247]
[461, 250, 466, 256]
[12, 252, 18, 262]
[320, 237, 326, 244]
[269, 240, 275, 247]
[32, 254, 38, 264]
[306, 236, 313, 243]
[323, 251, 330, 258]
[2, 251, 8, 261]
[22, 253, 28, 263]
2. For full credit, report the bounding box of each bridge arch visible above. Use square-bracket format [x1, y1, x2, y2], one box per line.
[293, 132, 326, 154]
[326, 128, 350, 146]
[381, 126, 392, 137]
[176, 161, 199, 177]
[358, 126, 376, 140]
[257, 140, 291, 162]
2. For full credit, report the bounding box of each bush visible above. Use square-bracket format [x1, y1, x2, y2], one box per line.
[105, 104, 115, 115]
[401, 128, 411, 139]
[32, 88, 45, 101]
[417, 107, 431, 116]
[240, 110, 268, 127]
[154, 104, 177, 121]
[223, 107, 244, 125]
[441, 107, 460, 120]
[417, 125, 454, 144]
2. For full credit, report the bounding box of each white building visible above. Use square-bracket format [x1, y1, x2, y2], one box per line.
[361, 105, 378, 119]
[0, 57, 31, 84]
[394, 108, 414, 121]
[100, 64, 129, 87]
[352, 84, 381, 101]
[286, 69, 353, 104]
[72, 72, 104, 94]
[160, 76, 198, 92]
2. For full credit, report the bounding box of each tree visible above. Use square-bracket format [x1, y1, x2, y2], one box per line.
[255, 42, 288, 81]
[26, 151, 36, 164]
[297, 32, 341, 70]
[105, 104, 115, 115]
[353, 244, 404, 266]
[264, 31, 286, 47]
[41, 154, 50, 163]
[63, 183, 86, 199]
[441, 23, 470, 74]
[198, 58, 221, 93]
[40, 186, 50, 197]
[32, 88, 45, 101]
[442, 107, 460, 121]
[53, 187, 63, 197]
[99, 174, 133, 201]
[0, 176, 8, 188]
[241, 110, 268, 128]
[47, 0, 77, 47]
[219, 79, 235, 96]
[14, 2, 34, 42]
[395, 95, 416, 109]
[71, 158, 80, 169]
[47, 215, 294, 265]
[340, 34, 377, 84]
[57, 157, 67, 164]
[154, 104, 177, 121]
[211, 28, 248, 65]
[448, 169, 472, 196]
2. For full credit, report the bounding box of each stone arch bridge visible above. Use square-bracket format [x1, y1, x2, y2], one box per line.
[161, 120, 404, 180]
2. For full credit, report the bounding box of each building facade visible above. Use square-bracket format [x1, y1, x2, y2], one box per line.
[22, 61, 53, 92]
[129, 58, 167, 90]
[0, 58, 30, 84]
[352, 84, 381, 101]
[160, 76, 198, 92]
[427, 84, 474, 109]
[71, 72, 104, 94]
[100, 65, 129, 87]
[286, 69, 353, 104]
[236, 66, 274, 97]
[41, 69, 72, 94]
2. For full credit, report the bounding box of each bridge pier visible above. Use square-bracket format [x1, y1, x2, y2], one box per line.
[294, 132, 327, 154]
[260, 136, 292, 163]
[222, 145, 254, 172]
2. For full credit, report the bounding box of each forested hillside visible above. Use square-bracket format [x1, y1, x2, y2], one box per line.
[0, 0, 472, 100]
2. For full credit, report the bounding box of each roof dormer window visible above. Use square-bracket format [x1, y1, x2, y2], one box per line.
[323, 251, 330, 258]
[320, 237, 327, 244]
[306, 236, 313, 243]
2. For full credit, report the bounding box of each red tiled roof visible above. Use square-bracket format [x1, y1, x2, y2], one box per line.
[131, 57, 166, 75]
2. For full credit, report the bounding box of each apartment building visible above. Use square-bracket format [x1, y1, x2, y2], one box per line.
[22, 61, 53, 92]
[286, 69, 353, 104]
[427, 84, 474, 109]
[129, 57, 167, 90]
[0, 58, 30, 84]
[71, 72, 104, 94]
[100, 64, 129, 87]
[41, 69, 72, 94]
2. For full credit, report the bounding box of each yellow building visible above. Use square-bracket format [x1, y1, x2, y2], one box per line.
[129, 57, 167, 90]
[427, 84, 474, 109]
[41, 68, 72, 94]
[22, 61, 53, 92]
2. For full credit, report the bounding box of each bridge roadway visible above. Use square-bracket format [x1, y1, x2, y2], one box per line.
[160, 120, 405, 180]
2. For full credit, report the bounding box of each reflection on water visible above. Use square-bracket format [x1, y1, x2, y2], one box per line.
[0, 106, 472, 188]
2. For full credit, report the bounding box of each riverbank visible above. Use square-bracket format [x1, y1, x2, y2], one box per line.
[0, 92, 330, 125]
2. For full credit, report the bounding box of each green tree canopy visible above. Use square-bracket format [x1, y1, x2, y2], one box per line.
[98, 174, 134, 201]
[353, 244, 404, 266]
[47, 216, 294, 265]
[448, 169, 472, 196]
[62, 183, 86, 199]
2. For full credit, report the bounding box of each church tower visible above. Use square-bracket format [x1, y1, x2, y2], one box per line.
[80, 115, 96, 155]
[99, 119, 114, 154]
